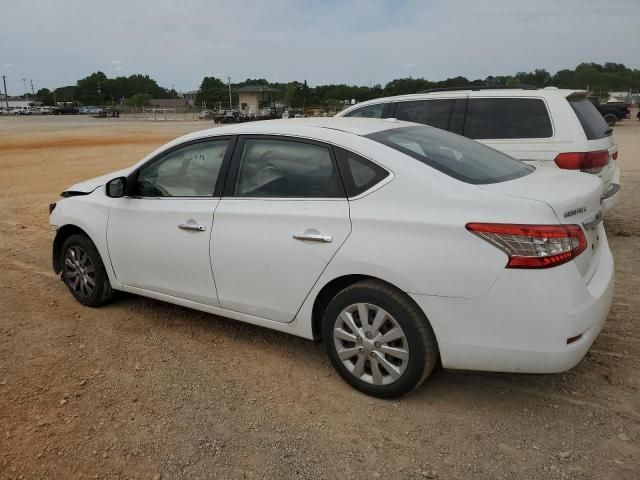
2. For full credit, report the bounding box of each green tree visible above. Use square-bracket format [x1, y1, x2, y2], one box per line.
[35, 88, 55, 105]
[125, 93, 151, 107]
[195, 77, 228, 109]
[53, 85, 77, 103]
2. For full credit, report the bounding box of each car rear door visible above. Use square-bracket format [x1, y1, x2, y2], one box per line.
[106, 137, 232, 306]
[210, 135, 351, 323]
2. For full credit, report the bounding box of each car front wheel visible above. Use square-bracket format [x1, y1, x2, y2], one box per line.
[323, 280, 439, 398]
[61, 234, 113, 307]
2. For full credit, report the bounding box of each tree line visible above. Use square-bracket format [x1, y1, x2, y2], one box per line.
[31, 62, 640, 109]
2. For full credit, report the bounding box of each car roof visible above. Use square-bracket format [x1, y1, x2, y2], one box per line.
[184, 117, 417, 140]
[337, 87, 588, 114]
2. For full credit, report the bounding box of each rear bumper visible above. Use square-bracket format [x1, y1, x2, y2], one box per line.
[411, 236, 614, 374]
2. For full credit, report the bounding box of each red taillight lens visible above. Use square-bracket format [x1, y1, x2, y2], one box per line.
[554, 150, 609, 170]
[466, 223, 587, 269]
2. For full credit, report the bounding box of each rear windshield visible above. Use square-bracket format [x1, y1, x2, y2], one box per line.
[569, 97, 611, 140]
[367, 126, 534, 184]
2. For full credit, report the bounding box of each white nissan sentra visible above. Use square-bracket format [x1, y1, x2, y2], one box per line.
[49, 118, 614, 397]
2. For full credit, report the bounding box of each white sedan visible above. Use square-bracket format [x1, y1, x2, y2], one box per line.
[49, 118, 614, 397]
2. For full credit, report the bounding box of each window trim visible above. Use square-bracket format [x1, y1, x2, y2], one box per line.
[462, 96, 555, 140]
[124, 136, 236, 199]
[334, 146, 391, 199]
[223, 135, 348, 200]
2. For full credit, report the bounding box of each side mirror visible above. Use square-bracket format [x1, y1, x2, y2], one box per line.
[105, 177, 126, 198]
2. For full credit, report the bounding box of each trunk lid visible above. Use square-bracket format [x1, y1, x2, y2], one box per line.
[479, 167, 604, 281]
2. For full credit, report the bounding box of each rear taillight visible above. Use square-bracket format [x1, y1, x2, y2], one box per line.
[466, 223, 587, 269]
[554, 150, 609, 171]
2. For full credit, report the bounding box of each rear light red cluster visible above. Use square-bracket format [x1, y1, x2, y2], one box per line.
[466, 223, 587, 269]
[554, 150, 609, 171]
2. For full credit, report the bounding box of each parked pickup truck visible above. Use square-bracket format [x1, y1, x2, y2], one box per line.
[588, 97, 630, 126]
[52, 105, 79, 115]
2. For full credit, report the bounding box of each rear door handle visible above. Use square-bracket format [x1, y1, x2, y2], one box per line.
[293, 232, 332, 243]
[178, 223, 206, 232]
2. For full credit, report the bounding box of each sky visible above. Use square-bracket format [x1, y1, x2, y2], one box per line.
[2, 0, 639, 94]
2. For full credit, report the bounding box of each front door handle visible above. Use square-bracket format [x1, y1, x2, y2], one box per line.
[293, 232, 332, 243]
[178, 222, 206, 232]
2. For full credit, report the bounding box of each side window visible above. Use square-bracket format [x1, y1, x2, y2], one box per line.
[335, 147, 389, 197]
[394, 99, 455, 130]
[135, 140, 228, 197]
[464, 98, 553, 139]
[343, 103, 386, 118]
[234, 138, 343, 198]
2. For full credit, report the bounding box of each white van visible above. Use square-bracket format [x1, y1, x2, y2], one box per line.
[12, 106, 33, 115]
[337, 87, 620, 211]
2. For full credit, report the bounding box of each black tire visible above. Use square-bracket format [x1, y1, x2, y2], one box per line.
[604, 113, 617, 127]
[322, 280, 439, 398]
[60, 234, 113, 307]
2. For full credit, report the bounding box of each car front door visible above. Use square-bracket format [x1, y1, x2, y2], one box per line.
[211, 136, 351, 323]
[106, 137, 232, 306]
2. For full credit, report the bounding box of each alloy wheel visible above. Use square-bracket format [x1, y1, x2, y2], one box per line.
[64, 246, 96, 298]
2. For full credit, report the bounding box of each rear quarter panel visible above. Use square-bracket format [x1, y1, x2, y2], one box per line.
[305, 142, 561, 300]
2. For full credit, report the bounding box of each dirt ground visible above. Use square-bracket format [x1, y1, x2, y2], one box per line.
[0, 114, 638, 480]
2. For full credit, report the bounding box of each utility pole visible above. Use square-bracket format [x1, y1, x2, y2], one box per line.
[227, 76, 232, 110]
[22, 78, 28, 101]
[30, 79, 35, 96]
[2, 75, 9, 109]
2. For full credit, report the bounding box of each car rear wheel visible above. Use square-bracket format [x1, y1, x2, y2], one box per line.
[61, 234, 113, 307]
[322, 280, 438, 398]
[604, 113, 617, 126]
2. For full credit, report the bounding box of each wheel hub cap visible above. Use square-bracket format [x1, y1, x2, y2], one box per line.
[333, 303, 409, 386]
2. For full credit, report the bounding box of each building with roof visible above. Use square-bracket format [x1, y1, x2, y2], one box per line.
[236, 85, 280, 114]
[179, 90, 198, 106]
[149, 98, 189, 109]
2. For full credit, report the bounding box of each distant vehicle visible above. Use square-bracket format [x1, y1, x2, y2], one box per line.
[197, 110, 213, 119]
[588, 97, 630, 126]
[337, 86, 620, 212]
[0, 107, 12, 115]
[52, 106, 79, 115]
[94, 108, 120, 118]
[219, 110, 240, 124]
[80, 106, 103, 115]
[40, 106, 55, 115]
[11, 106, 32, 115]
[49, 118, 614, 398]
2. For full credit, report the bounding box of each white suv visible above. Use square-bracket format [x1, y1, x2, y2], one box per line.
[337, 87, 620, 211]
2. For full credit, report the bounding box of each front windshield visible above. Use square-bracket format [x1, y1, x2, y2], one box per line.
[366, 125, 534, 184]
